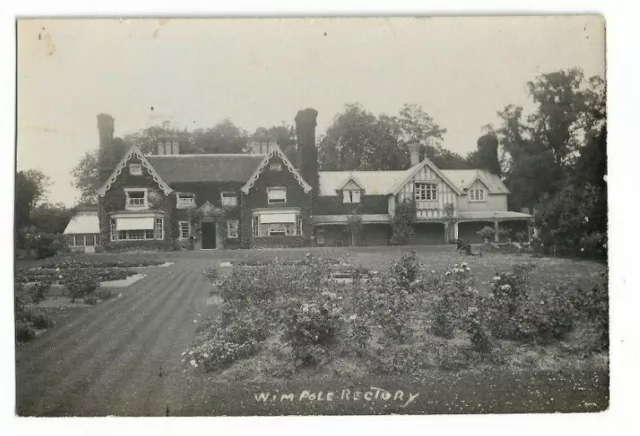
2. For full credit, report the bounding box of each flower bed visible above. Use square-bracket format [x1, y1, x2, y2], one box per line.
[186, 252, 608, 379]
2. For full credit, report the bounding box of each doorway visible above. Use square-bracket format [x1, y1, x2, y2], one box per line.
[201, 221, 217, 249]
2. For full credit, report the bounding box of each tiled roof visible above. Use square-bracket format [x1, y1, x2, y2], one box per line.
[146, 154, 265, 184]
[318, 170, 408, 196]
[457, 211, 532, 220]
[63, 211, 100, 234]
[441, 169, 510, 194]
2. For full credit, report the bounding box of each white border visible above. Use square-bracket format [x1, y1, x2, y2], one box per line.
[3, 1, 639, 436]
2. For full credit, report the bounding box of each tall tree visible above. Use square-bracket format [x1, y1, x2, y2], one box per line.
[30, 203, 74, 234]
[15, 169, 51, 230]
[72, 150, 100, 205]
[251, 123, 298, 163]
[190, 120, 249, 154]
[467, 133, 502, 175]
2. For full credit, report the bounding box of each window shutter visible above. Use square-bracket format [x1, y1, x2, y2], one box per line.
[352, 190, 361, 203]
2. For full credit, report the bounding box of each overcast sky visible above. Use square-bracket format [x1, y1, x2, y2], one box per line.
[17, 16, 605, 205]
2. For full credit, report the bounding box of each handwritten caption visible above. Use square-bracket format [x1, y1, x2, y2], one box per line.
[254, 387, 419, 408]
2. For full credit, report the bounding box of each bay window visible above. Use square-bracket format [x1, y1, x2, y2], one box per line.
[110, 215, 164, 241]
[252, 211, 300, 237]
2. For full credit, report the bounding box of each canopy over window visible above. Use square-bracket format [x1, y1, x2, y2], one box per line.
[116, 217, 155, 231]
[259, 213, 296, 224]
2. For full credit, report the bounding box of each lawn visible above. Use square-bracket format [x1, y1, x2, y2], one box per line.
[183, 247, 608, 415]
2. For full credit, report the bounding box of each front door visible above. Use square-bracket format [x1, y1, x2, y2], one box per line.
[201, 221, 217, 249]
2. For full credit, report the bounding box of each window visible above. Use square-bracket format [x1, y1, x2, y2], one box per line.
[252, 215, 259, 236]
[68, 235, 76, 247]
[227, 220, 239, 239]
[269, 162, 282, 172]
[111, 217, 164, 241]
[154, 217, 164, 240]
[125, 189, 148, 210]
[129, 164, 142, 175]
[179, 221, 191, 239]
[253, 212, 299, 237]
[267, 187, 287, 205]
[342, 189, 361, 203]
[221, 192, 238, 207]
[469, 188, 485, 202]
[74, 235, 85, 246]
[177, 192, 196, 209]
[415, 182, 437, 201]
[110, 219, 117, 241]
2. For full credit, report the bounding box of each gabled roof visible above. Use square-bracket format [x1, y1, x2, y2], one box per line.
[240, 148, 312, 194]
[318, 170, 408, 196]
[63, 211, 100, 235]
[336, 173, 366, 192]
[390, 158, 463, 195]
[97, 145, 173, 197]
[147, 154, 264, 184]
[441, 169, 510, 194]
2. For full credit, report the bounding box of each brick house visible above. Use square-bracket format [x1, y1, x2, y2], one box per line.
[88, 109, 532, 251]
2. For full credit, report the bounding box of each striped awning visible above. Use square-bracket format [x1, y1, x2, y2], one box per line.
[116, 217, 155, 230]
[259, 213, 296, 224]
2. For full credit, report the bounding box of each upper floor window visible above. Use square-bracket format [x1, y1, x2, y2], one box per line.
[342, 189, 361, 204]
[176, 192, 196, 209]
[125, 188, 148, 210]
[415, 182, 437, 201]
[469, 188, 485, 202]
[129, 164, 142, 176]
[269, 162, 282, 172]
[221, 192, 238, 207]
[267, 187, 287, 205]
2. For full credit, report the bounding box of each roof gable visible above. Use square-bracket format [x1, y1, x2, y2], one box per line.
[318, 170, 408, 196]
[390, 158, 463, 196]
[441, 169, 510, 194]
[97, 145, 173, 197]
[337, 174, 366, 192]
[240, 148, 312, 194]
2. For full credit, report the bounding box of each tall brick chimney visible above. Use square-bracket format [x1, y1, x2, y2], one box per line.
[408, 141, 420, 167]
[97, 114, 115, 184]
[295, 108, 319, 197]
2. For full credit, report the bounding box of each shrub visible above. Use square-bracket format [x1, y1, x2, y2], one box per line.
[579, 231, 607, 258]
[431, 294, 456, 339]
[464, 307, 491, 352]
[390, 250, 420, 289]
[97, 288, 115, 300]
[16, 321, 36, 343]
[283, 293, 344, 366]
[203, 265, 219, 283]
[27, 312, 54, 329]
[62, 269, 100, 302]
[28, 280, 52, 304]
[84, 296, 99, 305]
[346, 315, 371, 354]
[477, 226, 496, 242]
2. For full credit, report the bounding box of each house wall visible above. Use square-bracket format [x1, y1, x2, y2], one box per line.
[240, 153, 312, 248]
[314, 194, 388, 215]
[99, 156, 174, 251]
[171, 181, 243, 250]
[397, 164, 458, 219]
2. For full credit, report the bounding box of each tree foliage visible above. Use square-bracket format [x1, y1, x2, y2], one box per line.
[390, 200, 417, 245]
[72, 150, 100, 205]
[15, 169, 51, 230]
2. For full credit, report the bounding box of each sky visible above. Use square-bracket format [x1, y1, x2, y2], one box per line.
[16, 16, 605, 206]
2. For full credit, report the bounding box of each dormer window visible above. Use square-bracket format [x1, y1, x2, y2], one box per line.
[221, 192, 238, 207]
[129, 164, 142, 175]
[176, 192, 196, 209]
[269, 162, 282, 172]
[469, 188, 485, 202]
[125, 188, 148, 210]
[342, 189, 361, 204]
[267, 187, 287, 205]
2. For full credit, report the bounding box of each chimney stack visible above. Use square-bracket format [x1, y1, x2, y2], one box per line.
[295, 108, 319, 197]
[156, 138, 180, 155]
[408, 141, 420, 167]
[97, 114, 115, 184]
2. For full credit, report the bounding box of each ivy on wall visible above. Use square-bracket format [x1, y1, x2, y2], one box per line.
[390, 199, 417, 245]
